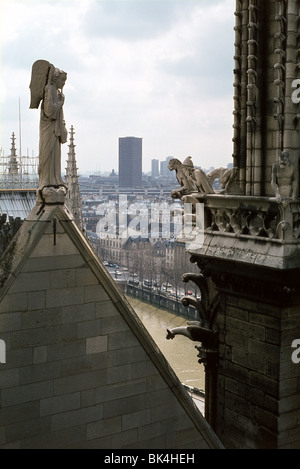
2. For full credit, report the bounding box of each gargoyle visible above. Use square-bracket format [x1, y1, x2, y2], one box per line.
[166, 271, 219, 350]
[166, 322, 218, 349]
[168, 156, 214, 200]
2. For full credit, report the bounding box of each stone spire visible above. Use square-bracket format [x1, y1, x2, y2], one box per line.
[8, 132, 19, 175]
[65, 125, 84, 231]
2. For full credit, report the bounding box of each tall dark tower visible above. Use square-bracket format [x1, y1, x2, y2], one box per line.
[118, 137, 142, 188]
[167, 0, 300, 449]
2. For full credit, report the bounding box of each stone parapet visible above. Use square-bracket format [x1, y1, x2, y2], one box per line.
[182, 194, 300, 270]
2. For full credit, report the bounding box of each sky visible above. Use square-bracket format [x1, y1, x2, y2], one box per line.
[0, 0, 236, 175]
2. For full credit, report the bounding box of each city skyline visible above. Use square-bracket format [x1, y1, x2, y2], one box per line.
[0, 0, 235, 174]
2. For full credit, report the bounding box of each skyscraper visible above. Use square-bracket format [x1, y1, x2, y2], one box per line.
[151, 159, 159, 178]
[118, 137, 142, 188]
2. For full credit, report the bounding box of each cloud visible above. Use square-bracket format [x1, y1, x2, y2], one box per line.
[0, 0, 236, 173]
[84, 0, 194, 41]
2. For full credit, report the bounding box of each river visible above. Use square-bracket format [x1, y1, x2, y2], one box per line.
[127, 296, 205, 392]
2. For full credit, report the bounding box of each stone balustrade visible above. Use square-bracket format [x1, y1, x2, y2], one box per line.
[200, 194, 300, 243]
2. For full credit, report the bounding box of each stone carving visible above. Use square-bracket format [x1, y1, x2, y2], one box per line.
[206, 167, 242, 195]
[169, 156, 241, 200]
[232, 3, 242, 164]
[271, 151, 298, 204]
[166, 272, 219, 365]
[30, 60, 68, 204]
[273, 0, 287, 143]
[168, 156, 214, 199]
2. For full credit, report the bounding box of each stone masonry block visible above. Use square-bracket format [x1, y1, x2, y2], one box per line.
[5, 416, 51, 444]
[60, 352, 112, 377]
[0, 312, 21, 331]
[10, 327, 56, 349]
[103, 396, 141, 419]
[1, 368, 19, 388]
[137, 422, 162, 442]
[7, 348, 33, 368]
[21, 255, 86, 273]
[20, 425, 87, 449]
[113, 345, 148, 366]
[232, 348, 267, 374]
[0, 428, 5, 446]
[279, 394, 300, 414]
[87, 416, 121, 440]
[1, 380, 54, 407]
[28, 291, 46, 311]
[131, 360, 157, 380]
[46, 286, 84, 308]
[33, 346, 47, 364]
[77, 320, 102, 339]
[54, 370, 107, 396]
[108, 331, 138, 350]
[249, 371, 279, 398]
[139, 388, 171, 409]
[30, 234, 79, 257]
[84, 285, 109, 303]
[146, 374, 168, 392]
[107, 364, 131, 385]
[47, 340, 86, 362]
[86, 335, 108, 355]
[80, 389, 96, 408]
[61, 303, 96, 324]
[95, 380, 146, 404]
[51, 404, 103, 431]
[101, 315, 129, 335]
[19, 361, 61, 385]
[111, 428, 138, 448]
[95, 300, 119, 318]
[53, 323, 78, 343]
[9, 272, 51, 293]
[75, 267, 98, 286]
[150, 401, 180, 423]
[122, 409, 151, 431]
[0, 292, 28, 313]
[21, 308, 62, 329]
[237, 382, 265, 407]
[0, 401, 40, 426]
[50, 269, 75, 289]
[248, 339, 279, 361]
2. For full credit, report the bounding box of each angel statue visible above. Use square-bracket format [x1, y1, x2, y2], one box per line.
[29, 60, 68, 202]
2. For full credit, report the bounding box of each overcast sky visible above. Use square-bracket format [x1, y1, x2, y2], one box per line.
[0, 0, 235, 175]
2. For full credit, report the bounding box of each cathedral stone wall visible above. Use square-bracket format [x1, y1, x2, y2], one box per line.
[0, 205, 221, 449]
[214, 288, 300, 449]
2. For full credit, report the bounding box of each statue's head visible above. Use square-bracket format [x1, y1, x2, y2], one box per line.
[280, 150, 290, 165]
[168, 158, 180, 170]
[52, 68, 67, 89]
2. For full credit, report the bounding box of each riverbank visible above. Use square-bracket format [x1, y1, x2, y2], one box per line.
[127, 296, 205, 396]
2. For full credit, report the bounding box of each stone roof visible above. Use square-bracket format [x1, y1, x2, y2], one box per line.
[0, 202, 223, 449]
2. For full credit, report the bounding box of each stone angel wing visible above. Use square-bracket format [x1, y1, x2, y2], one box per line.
[29, 60, 53, 109]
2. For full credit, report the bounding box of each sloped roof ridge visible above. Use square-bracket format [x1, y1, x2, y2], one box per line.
[0, 202, 223, 449]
